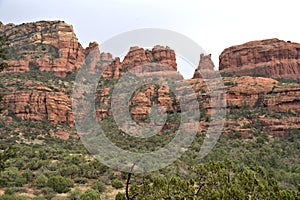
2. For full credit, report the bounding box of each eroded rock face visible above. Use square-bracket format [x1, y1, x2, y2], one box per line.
[84, 42, 101, 73]
[198, 54, 215, 70]
[2, 20, 300, 138]
[122, 45, 177, 71]
[4, 74, 300, 137]
[1, 42, 182, 127]
[193, 54, 216, 79]
[219, 38, 300, 79]
[188, 76, 300, 136]
[92, 45, 182, 121]
[74, 44, 179, 80]
[0, 20, 85, 77]
[223, 76, 300, 114]
[4, 85, 73, 126]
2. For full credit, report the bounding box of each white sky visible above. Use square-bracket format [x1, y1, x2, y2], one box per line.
[0, 0, 299, 78]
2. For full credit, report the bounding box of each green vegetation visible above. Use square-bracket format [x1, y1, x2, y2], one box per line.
[224, 81, 238, 86]
[0, 148, 16, 172]
[7, 43, 59, 60]
[220, 72, 236, 77]
[0, 35, 9, 71]
[129, 162, 299, 199]
[0, 35, 13, 173]
[92, 180, 106, 193]
[47, 175, 74, 193]
[0, 114, 298, 199]
[79, 189, 101, 200]
[0, 62, 76, 94]
[111, 179, 123, 189]
[275, 78, 300, 84]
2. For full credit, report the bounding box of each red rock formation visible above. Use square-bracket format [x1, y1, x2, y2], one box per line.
[184, 76, 300, 136]
[0, 20, 85, 77]
[122, 45, 177, 71]
[219, 76, 300, 113]
[84, 42, 101, 73]
[99, 45, 179, 80]
[94, 45, 182, 120]
[198, 54, 215, 70]
[84, 42, 100, 58]
[193, 53, 216, 79]
[1, 41, 182, 126]
[128, 84, 176, 121]
[2, 20, 300, 138]
[101, 56, 121, 79]
[3, 74, 299, 137]
[219, 38, 300, 79]
[5, 88, 74, 126]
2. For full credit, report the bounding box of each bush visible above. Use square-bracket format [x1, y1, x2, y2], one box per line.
[7, 187, 27, 194]
[15, 176, 26, 187]
[22, 169, 34, 182]
[47, 175, 74, 193]
[111, 179, 123, 189]
[0, 194, 23, 200]
[4, 188, 13, 195]
[33, 174, 48, 189]
[92, 180, 106, 193]
[79, 189, 101, 200]
[0, 167, 22, 187]
[115, 192, 126, 200]
[41, 187, 56, 200]
[28, 158, 43, 170]
[68, 190, 82, 200]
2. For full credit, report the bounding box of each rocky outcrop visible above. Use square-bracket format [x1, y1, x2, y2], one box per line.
[219, 38, 300, 79]
[190, 76, 300, 136]
[98, 45, 178, 80]
[129, 75, 300, 136]
[101, 55, 121, 79]
[4, 88, 74, 125]
[223, 76, 300, 113]
[0, 20, 85, 77]
[222, 76, 300, 136]
[122, 45, 177, 70]
[224, 76, 277, 108]
[92, 45, 182, 120]
[198, 54, 215, 70]
[84, 42, 101, 73]
[1, 42, 182, 127]
[193, 53, 216, 79]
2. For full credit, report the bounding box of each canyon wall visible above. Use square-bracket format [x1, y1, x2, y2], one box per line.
[0, 20, 85, 77]
[219, 38, 300, 79]
[1, 20, 300, 137]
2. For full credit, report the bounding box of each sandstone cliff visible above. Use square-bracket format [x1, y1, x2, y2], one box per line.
[219, 38, 300, 79]
[189, 76, 300, 136]
[100, 45, 179, 79]
[1, 20, 300, 138]
[95, 45, 182, 120]
[0, 19, 183, 130]
[0, 20, 85, 77]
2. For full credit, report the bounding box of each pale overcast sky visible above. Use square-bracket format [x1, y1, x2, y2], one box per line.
[0, 0, 299, 78]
